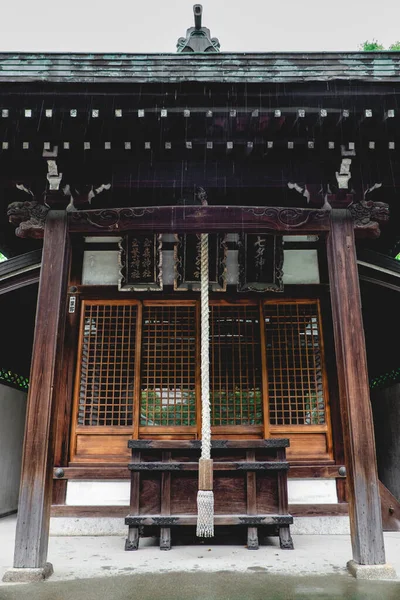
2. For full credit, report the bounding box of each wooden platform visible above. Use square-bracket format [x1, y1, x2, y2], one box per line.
[125, 439, 293, 551]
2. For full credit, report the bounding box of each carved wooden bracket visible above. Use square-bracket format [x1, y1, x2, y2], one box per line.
[349, 199, 389, 238]
[7, 182, 112, 238]
[7, 200, 49, 239]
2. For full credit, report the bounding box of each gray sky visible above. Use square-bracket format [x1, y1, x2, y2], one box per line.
[1, 0, 400, 53]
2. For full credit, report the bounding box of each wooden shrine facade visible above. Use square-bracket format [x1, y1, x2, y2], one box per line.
[7, 196, 388, 566]
[1, 46, 399, 579]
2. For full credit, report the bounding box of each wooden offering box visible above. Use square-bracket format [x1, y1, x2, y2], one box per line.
[125, 439, 293, 550]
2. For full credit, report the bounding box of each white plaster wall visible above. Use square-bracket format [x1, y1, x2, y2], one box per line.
[288, 479, 338, 504]
[66, 478, 337, 507]
[66, 481, 130, 506]
[0, 384, 27, 515]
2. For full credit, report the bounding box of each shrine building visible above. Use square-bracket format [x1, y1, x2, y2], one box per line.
[1, 4, 400, 581]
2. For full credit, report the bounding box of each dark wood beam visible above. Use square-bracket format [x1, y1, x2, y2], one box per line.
[50, 503, 349, 518]
[327, 209, 386, 566]
[13, 211, 70, 570]
[68, 205, 331, 234]
[52, 464, 344, 480]
[289, 503, 349, 517]
[0, 269, 40, 295]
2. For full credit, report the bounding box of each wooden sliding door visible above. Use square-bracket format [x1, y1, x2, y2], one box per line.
[70, 300, 142, 464]
[70, 298, 333, 464]
[139, 301, 199, 438]
[209, 301, 264, 439]
[264, 300, 333, 462]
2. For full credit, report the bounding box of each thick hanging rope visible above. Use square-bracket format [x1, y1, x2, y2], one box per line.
[196, 232, 214, 537]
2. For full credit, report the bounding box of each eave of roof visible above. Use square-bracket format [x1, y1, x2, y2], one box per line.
[0, 52, 399, 84]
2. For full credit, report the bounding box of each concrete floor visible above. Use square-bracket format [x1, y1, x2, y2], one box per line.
[1, 515, 400, 598]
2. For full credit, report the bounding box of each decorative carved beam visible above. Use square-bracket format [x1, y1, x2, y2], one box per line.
[7, 200, 389, 239]
[69, 206, 331, 235]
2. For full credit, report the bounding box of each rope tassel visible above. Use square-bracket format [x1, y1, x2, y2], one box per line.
[197, 232, 214, 538]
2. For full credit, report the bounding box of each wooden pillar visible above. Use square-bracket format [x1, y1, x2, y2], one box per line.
[13, 211, 70, 570]
[327, 209, 385, 565]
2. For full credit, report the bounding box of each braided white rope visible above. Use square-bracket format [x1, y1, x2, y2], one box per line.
[197, 231, 214, 537]
[200, 233, 211, 460]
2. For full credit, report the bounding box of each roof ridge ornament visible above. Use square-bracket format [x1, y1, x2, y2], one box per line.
[177, 4, 220, 53]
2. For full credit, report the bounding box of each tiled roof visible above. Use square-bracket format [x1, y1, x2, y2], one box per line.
[0, 52, 399, 83]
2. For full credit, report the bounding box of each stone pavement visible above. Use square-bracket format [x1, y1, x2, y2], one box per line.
[1, 572, 400, 600]
[1, 514, 400, 592]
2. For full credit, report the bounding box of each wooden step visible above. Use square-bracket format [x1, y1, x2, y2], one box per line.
[128, 439, 289, 450]
[125, 514, 293, 527]
[128, 461, 289, 472]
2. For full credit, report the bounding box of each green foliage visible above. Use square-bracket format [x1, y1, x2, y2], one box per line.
[140, 389, 197, 426]
[0, 368, 29, 391]
[304, 394, 325, 425]
[210, 389, 263, 426]
[140, 387, 263, 426]
[361, 40, 385, 51]
[361, 40, 400, 51]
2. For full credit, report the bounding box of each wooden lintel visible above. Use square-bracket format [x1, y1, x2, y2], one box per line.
[68, 205, 331, 234]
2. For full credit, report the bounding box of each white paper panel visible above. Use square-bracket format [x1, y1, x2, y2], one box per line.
[162, 250, 175, 285]
[226, 249, 239, 285]
[283, 235, 319, 242]
[82, 251, 119, 285]
[85, 237, 121, 243]
[282, 249, 320, 284]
